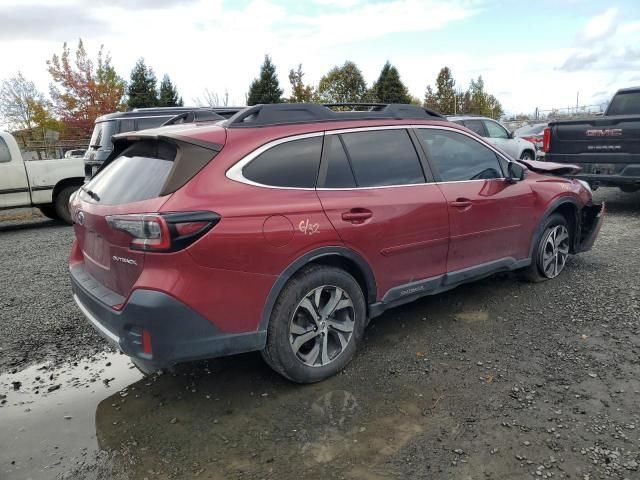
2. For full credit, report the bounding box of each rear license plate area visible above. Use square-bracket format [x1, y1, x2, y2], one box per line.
[83, 230, 110, 268]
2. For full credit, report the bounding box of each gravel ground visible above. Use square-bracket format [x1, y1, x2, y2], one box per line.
[0, 189, 639, 480]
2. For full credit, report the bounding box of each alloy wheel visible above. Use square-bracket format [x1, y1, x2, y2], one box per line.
[289, 285, 355, 367]
[541, 225, 569, 278]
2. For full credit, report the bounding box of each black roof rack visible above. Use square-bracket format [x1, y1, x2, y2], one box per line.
[162, 109, 225, 126]
[225, 103, 446, 128]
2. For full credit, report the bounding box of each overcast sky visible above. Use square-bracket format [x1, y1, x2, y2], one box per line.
[0, 0, 639, 116]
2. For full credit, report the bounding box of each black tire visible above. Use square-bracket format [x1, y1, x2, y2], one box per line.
[54, 185, 79, 225]
[261, 265, 366, 383]
[520, 150, 535, 161]
[38, 205, 60, 221]
[521, 213, 571, 283]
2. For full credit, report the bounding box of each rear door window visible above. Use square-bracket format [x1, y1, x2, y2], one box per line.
[118, 119, 136, 133]
[318, 135, 356, 188]
[463, 120, 487, 136]
[340, 129, 425, 187]
[242, 136, 322, 188]
[417, 128, 504, 181]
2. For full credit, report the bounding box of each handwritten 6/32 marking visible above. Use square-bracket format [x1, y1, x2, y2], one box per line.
[299, 219, 320, 235]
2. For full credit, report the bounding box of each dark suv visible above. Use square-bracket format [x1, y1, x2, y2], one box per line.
[69, 103, 604, 383]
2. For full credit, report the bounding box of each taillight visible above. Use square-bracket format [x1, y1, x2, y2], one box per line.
[543, 127, 551, 153]
[106, 211, 220, 252]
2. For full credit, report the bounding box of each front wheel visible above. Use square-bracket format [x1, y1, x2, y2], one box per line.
[520, 150, 535, 161]
[262, 265, 366, 383]
[521, 213, 571, 282]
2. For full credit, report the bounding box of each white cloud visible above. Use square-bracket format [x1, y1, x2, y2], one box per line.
[579, 7, 619, 44]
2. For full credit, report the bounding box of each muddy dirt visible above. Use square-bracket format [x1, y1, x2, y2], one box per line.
[0, 189, 639, 479]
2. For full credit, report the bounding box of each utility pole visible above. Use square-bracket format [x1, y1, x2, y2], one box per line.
[576, 91, 579, 114]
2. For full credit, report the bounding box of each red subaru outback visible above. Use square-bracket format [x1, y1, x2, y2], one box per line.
[69, 103, 604, 383]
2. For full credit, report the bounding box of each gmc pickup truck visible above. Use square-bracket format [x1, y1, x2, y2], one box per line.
[544, 86, 640, 192]
[0, 131, 84, 224]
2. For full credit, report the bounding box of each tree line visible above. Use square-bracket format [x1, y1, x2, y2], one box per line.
[249, 55, 503, 119]
[0, 40, 504, 143]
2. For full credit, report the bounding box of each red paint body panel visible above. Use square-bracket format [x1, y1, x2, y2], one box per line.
[317, 184, 449, 297]
[436, 179, 536, 271]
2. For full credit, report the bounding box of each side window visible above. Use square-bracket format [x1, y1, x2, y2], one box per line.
[242, 136, 322, 188]
[118, 119, 136, 133]
[0, 137, 11, 163]
[340, 129, 425, 187]
[136, 117, 169, 131]
[483, 120, 509, 139]
[319, 135, 356, 188]
[463, 120, 487, 137]
[417, 129, 504, 181]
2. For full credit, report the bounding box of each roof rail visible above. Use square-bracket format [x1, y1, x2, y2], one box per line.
[225, 103, 446, 128]
[161, 109, 225, 127]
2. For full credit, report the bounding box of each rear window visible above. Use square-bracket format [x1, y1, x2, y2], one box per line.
[0, 137, 11, 162]
[82, 141, 176, 205]
[606, 91, 640, 116]
[243, 136, 322, 188]
[89, 121, 116, 150]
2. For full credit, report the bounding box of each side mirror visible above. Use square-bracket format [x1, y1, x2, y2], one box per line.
[507, 162, 525, 182]
[508, 130, 514, 139]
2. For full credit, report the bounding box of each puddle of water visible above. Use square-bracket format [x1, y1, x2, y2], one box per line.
[0, 351, 142, 480]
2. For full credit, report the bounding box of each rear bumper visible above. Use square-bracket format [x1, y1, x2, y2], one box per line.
[70, 265, 266, 371]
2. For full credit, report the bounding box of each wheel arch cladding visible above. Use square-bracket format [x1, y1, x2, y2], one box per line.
[259, 247, 377, 332]
[530, 198, 580, 257]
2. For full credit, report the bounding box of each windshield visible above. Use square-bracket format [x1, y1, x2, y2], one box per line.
[88, 121, 116, 150]
[606, 91, 640, 116]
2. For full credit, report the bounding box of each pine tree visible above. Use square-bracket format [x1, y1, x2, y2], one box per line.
[158, 75, 183, 107]
[372, 61, 410, 104]
[434, 66, 456, 115]
[247, 55, 283, 105]
[127, 58, 158, 109]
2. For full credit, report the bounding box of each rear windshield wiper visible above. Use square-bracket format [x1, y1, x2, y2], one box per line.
[81, 186, 100, 202]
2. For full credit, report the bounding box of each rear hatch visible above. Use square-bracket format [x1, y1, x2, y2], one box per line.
[72, 128, 225, 298]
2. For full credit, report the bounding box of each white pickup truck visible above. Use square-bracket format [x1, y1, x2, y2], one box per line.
[0, 131, 84, 224]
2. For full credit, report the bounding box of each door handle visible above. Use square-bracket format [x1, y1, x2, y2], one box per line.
[342, 209, 373, 223]
[450, 198, 472, 208]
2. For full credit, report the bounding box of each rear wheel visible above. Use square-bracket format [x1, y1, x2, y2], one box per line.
[38, 205, 60, 221]
[54, 185, 79, 225]
[521, 213, 571, 282]
[262, 265, 366, 383]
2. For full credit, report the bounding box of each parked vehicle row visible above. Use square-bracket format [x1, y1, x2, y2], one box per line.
[0, 131, 84, 223]
[544, 86, 640, 193]
[69, 102, 604, 383]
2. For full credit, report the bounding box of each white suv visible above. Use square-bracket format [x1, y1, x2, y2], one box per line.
[449, 116, 536, 161]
